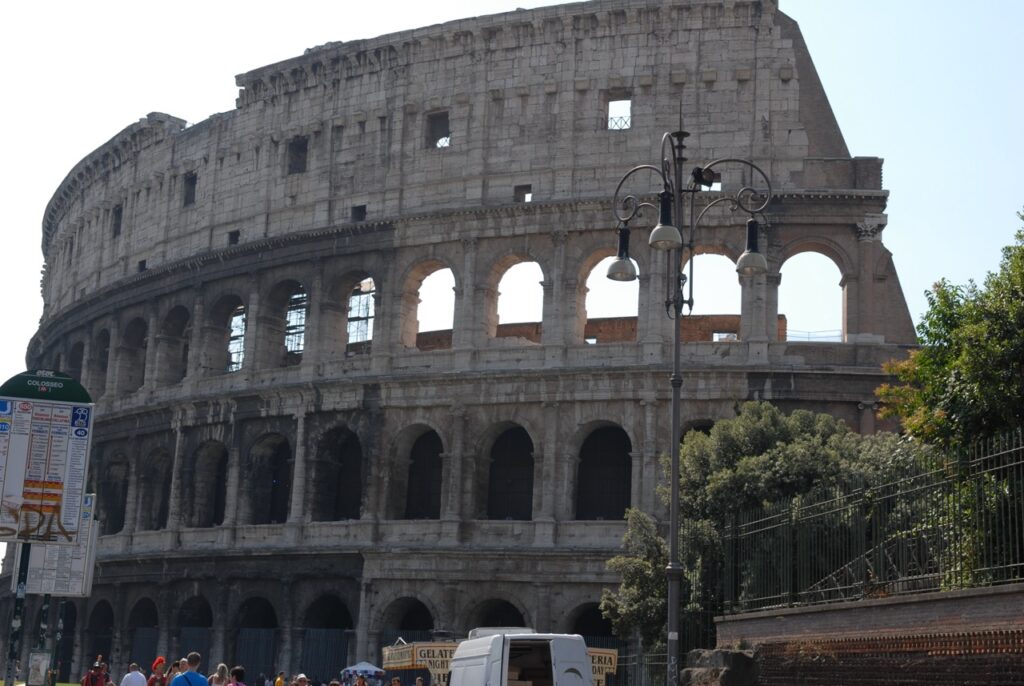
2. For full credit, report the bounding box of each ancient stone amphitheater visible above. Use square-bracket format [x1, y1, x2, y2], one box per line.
[5, 0, 915, 680]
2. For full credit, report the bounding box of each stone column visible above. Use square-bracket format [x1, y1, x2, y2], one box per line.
[242, 278, 261, 375]
[223, 444, 243, 526]
[534, 402, 558, 545]
[441, 406, 465, 542]
[851, 214, 887, 341]
[288, 411, 308, 524]
[640, 245, 673, 359]
[453, 238, 479, 369]
[123, 458, 140, 536]
[211, 588, 231, 668]
[765, 272, 782, 341]
[142, 309, 160, 390]
[302, 263, 324, 370]
[354, 581, 373, 661]
[157, 589, 174, 659]
[79, 335, 96, 398]
[858, 401, 878, 436]
[543, 230, 568, 367]
[165, 415, 187, 532]
[641, 398, 660, 515]
[278, 582, 294, 674]
[185, 292, 206, 381]
[104, 319, 120, 398]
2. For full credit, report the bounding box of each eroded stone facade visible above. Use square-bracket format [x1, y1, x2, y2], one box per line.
[6, 0, 915, 679]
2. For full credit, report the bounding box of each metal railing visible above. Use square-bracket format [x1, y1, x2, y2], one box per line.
[724, 430, 1024, 613]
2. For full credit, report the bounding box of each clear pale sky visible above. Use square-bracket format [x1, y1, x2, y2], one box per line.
[1, 0, 1021, 385]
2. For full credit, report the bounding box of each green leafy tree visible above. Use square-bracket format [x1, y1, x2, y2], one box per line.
[879, 216, 1024, 448]
[600, 402, 924, 647]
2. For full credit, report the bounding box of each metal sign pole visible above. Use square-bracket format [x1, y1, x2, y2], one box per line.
[50, 601, 65, 686]
[5, 542, 32, 685]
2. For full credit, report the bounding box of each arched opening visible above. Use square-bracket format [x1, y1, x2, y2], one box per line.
[402, 264, 455, 351]
[576, 426, 632, 520]
[87, 601, 114, 665]
[347, 277, 376, 355]
[117, 317, 148, 393]
[179, 596, 214, 661]
[136, 449, 173, 531]
[472, 600, 526, 629]
[492, 260, 544, 343]
[92, 329, 111, 396]
[380, 597, 435, 646]
[302, 595, 354, 682]
[156, 305, 191, 385]
[486, 426, 534, 520]
[98, 455, 129, 535]
[67, 342, 85, 383]
[234, 598, 278, 681]
[207, 295, 246, 374]
[570, 604, 621, 649]
[257, 280, 308, 368]
[245, 434, 292, 525]
[584, 256, 639, 344]
[686, 253, 742, 342]
[311, 428, 363, 522]
[128, 597, 159, 667]
[779, 252, 843, 341]
[404, 431, 443, 520]
[188, 441, 228, 528]
[57, 602, 77, 682]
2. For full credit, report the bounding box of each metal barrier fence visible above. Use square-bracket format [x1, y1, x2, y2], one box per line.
[724, 431, 1024, 613]
[610, 652, 666, 686]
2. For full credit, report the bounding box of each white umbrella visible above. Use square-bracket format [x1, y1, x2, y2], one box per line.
[341, 663, 386, 679]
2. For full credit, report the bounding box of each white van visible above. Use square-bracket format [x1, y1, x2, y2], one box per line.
[448, 629, 592, 686]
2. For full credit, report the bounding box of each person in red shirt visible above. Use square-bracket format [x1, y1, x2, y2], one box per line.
[149, 657, 168, 686]
[81, 658, 106, 686]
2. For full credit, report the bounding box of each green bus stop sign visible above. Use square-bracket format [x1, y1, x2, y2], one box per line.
[0, 369, 92, 403]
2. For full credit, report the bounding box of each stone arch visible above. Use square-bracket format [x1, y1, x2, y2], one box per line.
[404, 430, 444, 520]
[67, 340, 85, 383]
[466, 598, 528, 630]
[310, 426, 363, 521]
[483, 252, 549, 341]
[385, 422, 446, 520]
[127, 597, 159, 666]
[98, 453, 129, 535]
[244, 433, 292, 525]
[326, 270, 378, 357]
[206, 293, 246, 374]
[778, 236, 852, 277]
[90, 328, 111, 395]
[58, 602, 78, 682]
[575, 244, 644, 344]
[302, 594, 354, 683]
[575, 423, 632, 521]
[234, 596, 279, 682]
[378, 596, 436, 644]
[136, 448, 173, 531]
[179, 595, 214, 660]
[399, 258, 458, 350]
[187, 441, 229, 528]
[566, 603, 615, 639]
[117, 316, 148, 393]
[477, 422, 535, 521]
[778, 249, 844, 341]
[86, 600, 114, 665]
[261, 278, 308, 368]
[156, 304, 191, 385]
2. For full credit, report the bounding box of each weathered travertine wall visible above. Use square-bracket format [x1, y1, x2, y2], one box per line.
[8, 0, 917, 679]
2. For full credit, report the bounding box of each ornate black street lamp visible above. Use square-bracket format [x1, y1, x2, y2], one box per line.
[606, 130, 772, 686]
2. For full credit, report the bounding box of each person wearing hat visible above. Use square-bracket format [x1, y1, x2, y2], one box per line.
[81, 657, 106, 686]
[148, 657, 168, 686]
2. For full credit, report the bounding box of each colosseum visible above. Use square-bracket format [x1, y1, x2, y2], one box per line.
[3, 0, 916, 680]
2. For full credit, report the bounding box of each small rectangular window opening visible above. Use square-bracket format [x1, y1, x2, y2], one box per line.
[137, 260, 147, 273]
[608, 99, 632, 130]
[183, 172, 198, 206]
[287, 136, 309, 175]
[227, 230, 240, 245]
[585, 337, 598, 345]
[713, 332, 738, 342]
[112, 204, 123, 237]
[351, 205, 367, 222]
[426, 111, 451, 148]
[514, 184, 533, 203]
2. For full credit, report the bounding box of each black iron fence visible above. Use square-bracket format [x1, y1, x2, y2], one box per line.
[724, 431, 1024, 613]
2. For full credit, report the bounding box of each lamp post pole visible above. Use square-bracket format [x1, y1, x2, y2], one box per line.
[607, 130, 772, 686]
